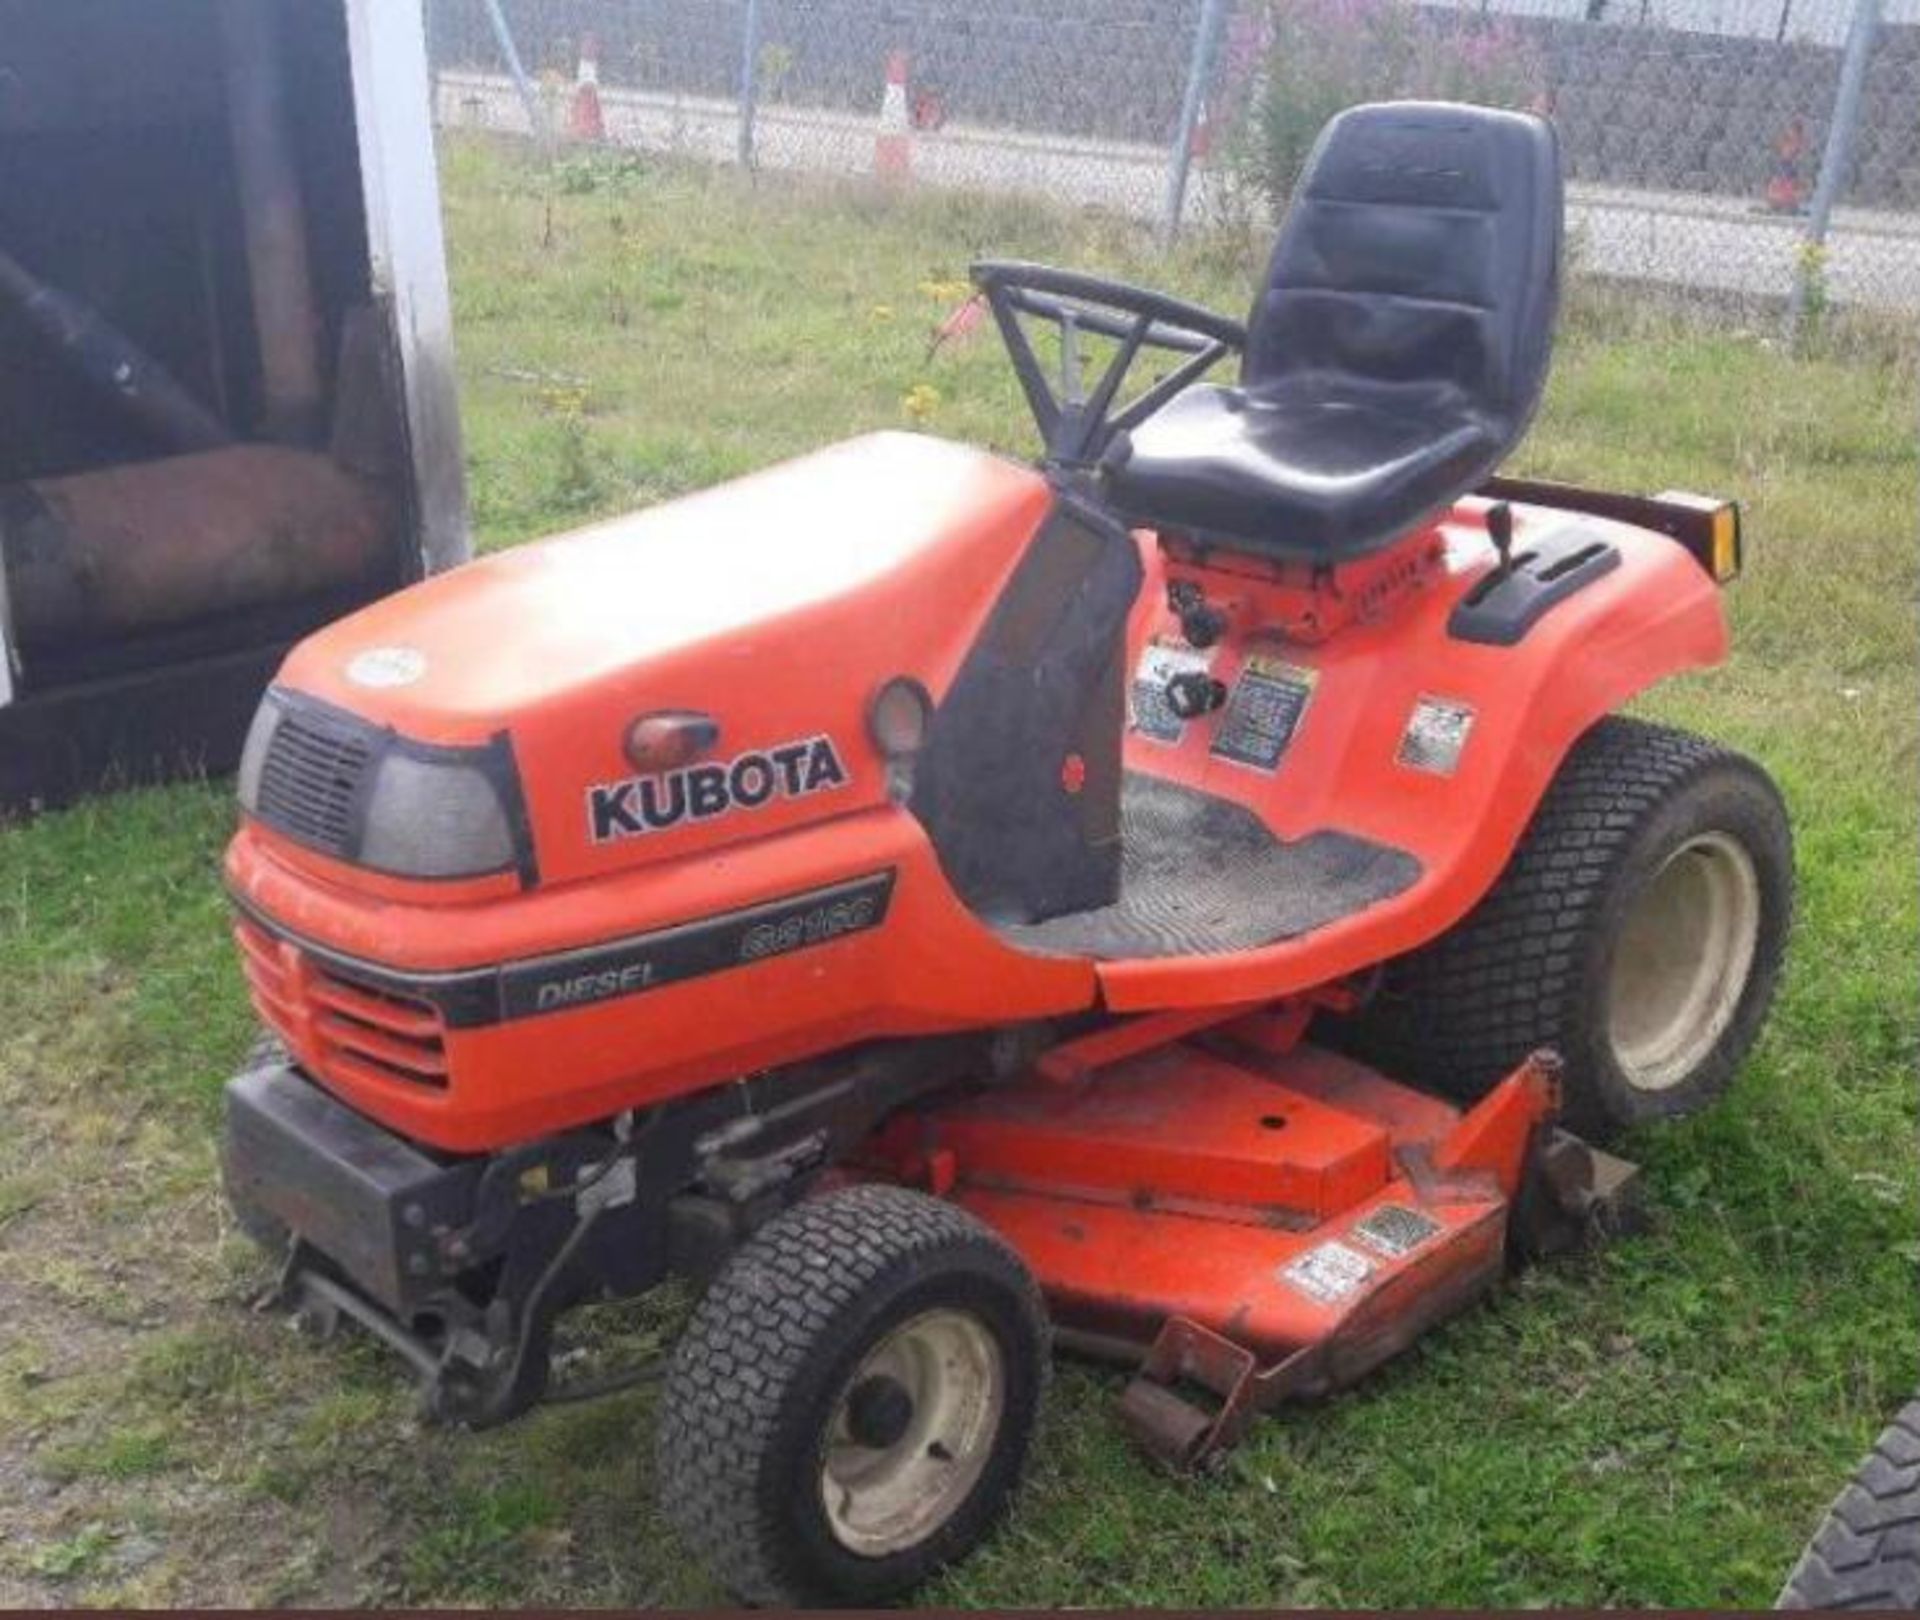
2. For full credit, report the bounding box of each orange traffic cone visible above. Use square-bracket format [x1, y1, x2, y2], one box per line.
[568, 34, 606, 142]
[875, 49, 911, 180]
[1765, 114, 1809, 213]
[1190, 95, 1213, 160]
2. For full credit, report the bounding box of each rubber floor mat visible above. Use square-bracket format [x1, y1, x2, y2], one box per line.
[999, 772, 1422, 960]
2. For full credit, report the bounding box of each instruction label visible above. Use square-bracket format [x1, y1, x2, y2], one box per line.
[1397, 696, 1476, 776]
[1211, 655, 1319, 771]
[1130, 642, 1214, 744]
[1352, 1203, 1442, 1260]
[1279, 1239, 1374, 1305]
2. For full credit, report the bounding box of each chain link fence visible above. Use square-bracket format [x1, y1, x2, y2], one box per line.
[426, 0, 1920, 331]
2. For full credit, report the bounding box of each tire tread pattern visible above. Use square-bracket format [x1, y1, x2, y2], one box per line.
[1336, 715, 1764, 1136]
[1778, 1399, 1920, 1609]
[655, 1183, 1044, 1606]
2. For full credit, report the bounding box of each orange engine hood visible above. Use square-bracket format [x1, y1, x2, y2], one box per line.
[269, 431, 1053, 889]
[282, 432, 1048, 731]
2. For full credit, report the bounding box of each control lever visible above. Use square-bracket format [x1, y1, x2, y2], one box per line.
[1487, 500, 1516, 581]
[1165, 671, 1227, 721]
[1166, 579, 1226, 649]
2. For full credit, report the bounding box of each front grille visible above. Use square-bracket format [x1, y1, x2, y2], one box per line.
[256, 706, 374, 858]
[234, 916, 449, 1093]
[309, 966, 449, 1091]
[234, 916, 300, 1040]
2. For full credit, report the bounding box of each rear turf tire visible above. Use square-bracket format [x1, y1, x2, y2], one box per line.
[655, 1184, 1048, 1606]
[1328, 715, 1793, 1142]
[1778, 1397, 1920, 1609]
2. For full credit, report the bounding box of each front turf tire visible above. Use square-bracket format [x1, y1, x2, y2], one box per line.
[1330, 716, 1793, 1142]
[655, 1184, 1048, 1606]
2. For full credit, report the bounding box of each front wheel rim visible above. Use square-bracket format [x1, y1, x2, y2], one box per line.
[819, 1306, 1005, 1558]
[1607, 830, 1763, 1093]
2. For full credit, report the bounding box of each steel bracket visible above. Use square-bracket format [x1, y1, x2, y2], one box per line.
[1117, 1315, 1320, 1472]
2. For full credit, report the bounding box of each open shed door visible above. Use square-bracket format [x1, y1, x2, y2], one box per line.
[0, 0, 468, 812]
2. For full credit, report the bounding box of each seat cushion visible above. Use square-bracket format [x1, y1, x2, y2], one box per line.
[1105, 382, 1495, 559]
[1101, 103, 1560, 563]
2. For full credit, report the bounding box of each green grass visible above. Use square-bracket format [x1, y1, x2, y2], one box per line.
[0, 135, 1913, 1606]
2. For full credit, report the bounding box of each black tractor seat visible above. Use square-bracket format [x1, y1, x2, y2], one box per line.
[1104, 101, 1563, 563]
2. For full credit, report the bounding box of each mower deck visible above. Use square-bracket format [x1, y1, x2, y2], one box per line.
[894, 1031, 1618, 1467]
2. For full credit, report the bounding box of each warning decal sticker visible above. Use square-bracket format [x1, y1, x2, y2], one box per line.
[1279, 1239, 1374, 1305]
[1211, 655, 1320, 771]
[1352, 1203, 1443, 1260]
[1397, 695, 1476, 776]
[1131, 642, 1214, 744]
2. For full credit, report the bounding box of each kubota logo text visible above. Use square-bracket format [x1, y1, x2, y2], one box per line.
[587, 734, 849, 843]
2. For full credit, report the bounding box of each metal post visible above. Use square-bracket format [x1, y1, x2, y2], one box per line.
[423, 0, 442, 124]
[1161, 0, 1232, 246]
[479, 0, 551, 150]
[1787, 0, 1880, 338]
[738, 0, 765, 170]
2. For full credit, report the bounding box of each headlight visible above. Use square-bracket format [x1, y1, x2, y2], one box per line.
[237, 687, 531, 883]
[359, 751, 517, 878]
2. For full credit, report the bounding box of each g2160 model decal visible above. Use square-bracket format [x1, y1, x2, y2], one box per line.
[498, 871, 896, 1020]
[230, 873, 896, 1030]
[587, 733, 849, 844]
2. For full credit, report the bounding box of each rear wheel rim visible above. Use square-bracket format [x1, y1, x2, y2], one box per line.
[1607, 830, 1762, 1093]
[819, 1306, 1005, 1558]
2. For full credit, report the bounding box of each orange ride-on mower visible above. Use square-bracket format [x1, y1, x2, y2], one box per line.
[219, 103, 1792, 1604]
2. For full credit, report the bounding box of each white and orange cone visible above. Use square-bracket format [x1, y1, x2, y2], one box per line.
[568, 33, 606, 142]
[1190, 95, 1214, 160]
[875, 49, 911, 180]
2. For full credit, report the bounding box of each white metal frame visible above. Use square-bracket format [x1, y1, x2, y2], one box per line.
[345, 0, 472, 579]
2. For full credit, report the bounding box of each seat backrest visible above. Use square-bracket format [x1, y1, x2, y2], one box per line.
[1244, 102, 1562, 431]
